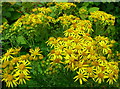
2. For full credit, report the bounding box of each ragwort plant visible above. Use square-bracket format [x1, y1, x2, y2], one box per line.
[1, 2, 120, 87]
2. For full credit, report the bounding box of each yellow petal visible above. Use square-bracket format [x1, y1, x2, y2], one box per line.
[73, 76, 78, 79]
[79, 79, 82, 84]
[74, 78, 79, 82]
[98, 78, 101, 84]
[83, 78, 87, 82]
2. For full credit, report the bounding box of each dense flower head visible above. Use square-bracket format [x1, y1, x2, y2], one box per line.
[0, 22, 9, 33]
[46, 17, 119, 85]
[56, 15, 93, 34]
[55, 2, 76, 10]
[89, 11, 115, 26]
[56, 14, 77, 27]
[79, 8, 88, 14]
[32, 7, 52, 14]
[1, 47, 43, 87]
[10, 13, 55, 31]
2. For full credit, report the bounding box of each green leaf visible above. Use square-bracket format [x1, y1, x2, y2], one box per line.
[3, 12, 11, 17]
[88, 7, 99, 13]
[7, 8, 14, 11]
[11, 12, 21, 20]
[16, 36, 26, 44]
[2, 17, 8, 23]
[117, 19, 120, 23]
[106, 3, 114, 11]
[83, 2, 90, 7]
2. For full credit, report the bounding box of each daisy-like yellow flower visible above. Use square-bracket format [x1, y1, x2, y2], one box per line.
[29, 47, 43, 61]
[74, 60, 88, 71]
[15, 72, 31, 84]
[14, 60, 32, 75]
[2, 74, 18, 87]
[85, 66, 96, 78]
[2, 60, 10, 68]
[106, 73, 117, 85]
[11, 57, 20, 64]
[29, 47, 41, 56]
[73, 69, 88, 84]
[2, 47, 22, 61]
[94, 67, 108, 84]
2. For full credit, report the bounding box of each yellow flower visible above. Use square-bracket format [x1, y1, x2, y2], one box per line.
[74, 60, 88, 71]
[94, 67, 108, 84]
[29, 47, 42, 56]
[106, 73, 117, 85]
[11, 57, 19, 63]
[14, 60, 32, 75]
[73, 69, 88, 84]
[2, 61, 10, 68]
[39, 55, 44, 60]
[2, 74, 18, 87]
[15, 72, 31, 84]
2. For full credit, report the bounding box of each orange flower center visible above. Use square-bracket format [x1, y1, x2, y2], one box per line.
[78, 63, 83, 68]
[87, 67, 92, 73]
[63, 38, 68, 41]
[74, 38, 79, 43]
[19, 64, 25, 70]
[5, 52, 10, 57]
[12, 58, 19, 63]
[68, 36, 73, 40]
[78, 73, 84, 79]
[55, 51, 61, 55]
[98, 73, 104, 79]
[108, 74, 114, 79]
[19, 73, 25, 79]
[54, 58, 61, 63]
[67, 29, 73, 33]
[7, 75, 13, 81]
[33, 52, 39, 56]
[50, 50, 55, 54]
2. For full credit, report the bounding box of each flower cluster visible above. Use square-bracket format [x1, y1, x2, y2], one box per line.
[0, 22, 9, 33]
[1, 47, 43, 87]
[56, 14, 77, 27]
[55, 2, 76, 10]
[1, 47, 31, 87]
[29, 47, 44, 61]
[89, 11, 115, 25]
[79, 8, 88, 14]
[46, 17, 119, 85]
[32, 7, 52, 14]
[10, 13, 55, 31]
